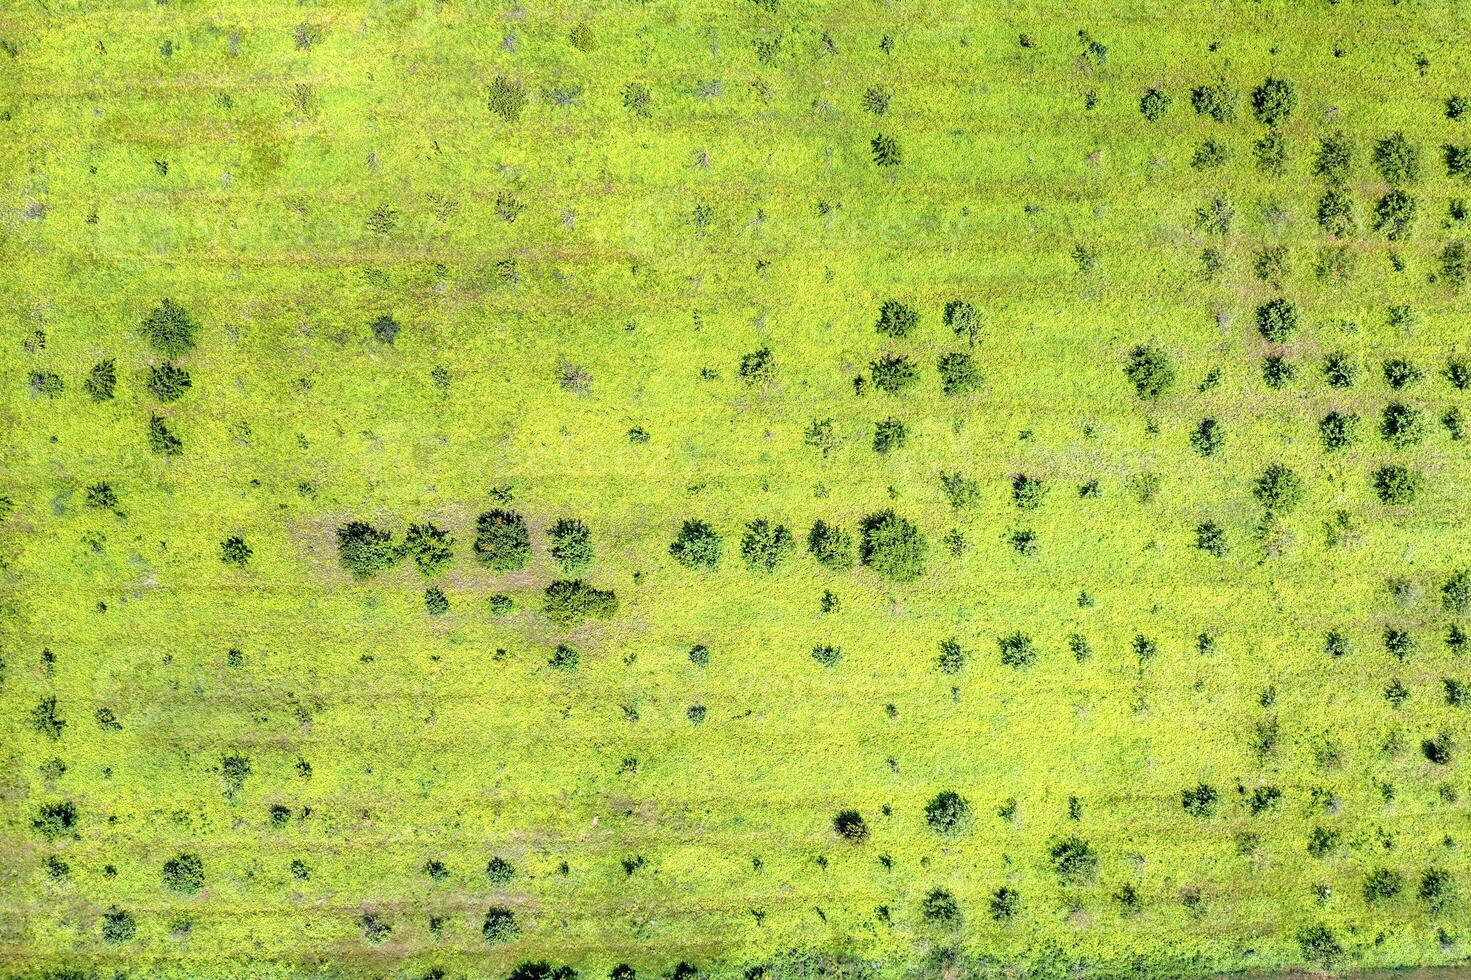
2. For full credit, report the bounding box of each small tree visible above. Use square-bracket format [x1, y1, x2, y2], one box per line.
[473, 509, 531, 571]
[1124, 345, 1173, 399]
[1374, 465, 1423, 505]
[337, 521, 401, 579]
[1255, 298, 1299, 343]
[1373, 132, 1422, 184]
[141, 299, 199, 357]
[741, 519, 794, 572]
[807, 520, 855, 570]
[859, 510, 927, 582]
[870, 354, 918, 394]
[1251, 77, 1297, 126]
[161, 853, 205, 894]
[1252, 464, 1304, 515]
[403, 522, 454, 577]
[543, 579, 618, 626]
[937, 352, 981, 394]
[548, 518, 593, 573]
[670, 519, 723, 570]
[875, 300, 918, 338]
[924, 790, 973, 835]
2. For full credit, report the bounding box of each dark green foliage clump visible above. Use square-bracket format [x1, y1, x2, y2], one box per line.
[859, 510, 927, 582]
[924, 790, 973, 836]
[148, 413, 183, 456]
[1444, 359, 1469, 389]
[548, 518, 592, 574]
[32, 800, 78, 840]
[487, 76, 527, 122]
[990, 886, 1019, 921]
[807, 520, 854, 570]
[1255, 298, 1298, 343]
[1374, 465, 1423, 505]
[1373, 132, 1422, 184]
[1195, 195, 1234, 234]
[1381, 403, 1423, 447]
[943, 298, 980, 345]
[936, 637, 967, 674]
[147, 361, 192, 402]
[809, 644, 842, 666]
[921, 887, 961, 928]
[1442, 569, 1471, 614]
[997, 632, 1037, 669]
[1191, 138, 1228, 171]
[832, 809, 868, 842]
[161, 853, 205, 894]
[1323, 351, 1357, 388]
[1191, 79, 1238, 122]
[1254, 130, 1287, 174]
[1440, 241, 1471, 287]
[543, 580, 618, 626]
[86, 358, 116, 400]
[1251, 77, 1296, 126]
[1445, 144, 1471, 180]
[871, 133, 901, 167]
[474, 509, 531, 571]
[1383, 357, 1423, 389]
[1124, 344, 1173, 399]
[1373, 190, 1417, 241]
[220, 536, 252, 566]
[1011, 474, 1047, 510]
[483, 906, 520, 944]
[875, 300, 918, 338]
[31, 696, 65, 740]
[1182, 783, 1218, 817]
[1252, 464, 1304, 515]
[738, 346, 775, 384]
[486, 856, 515, 886]
[337, 521, 401, 579]
[936, 352, 981, 394]
[403, 522, 454, 577]
[546, 644, 579, 671]
[1364, 868, 1404, 902]
[141, 298, 199, 357]
[1316, 189, 1355, 236]
[1195, 521, 1227, 557]
[1139, 87, 1170, 122]
[101, 906, 137, 944]
[1319, 411, 1360, 451]
[1315, 132, 1354, 182]
[1191, 418, 1223, 457]
[869, 354, 917, 394]
[741, 519, 794, 572]
[1298, 924, 1342, 962]
[29, 370, 63, 397]
[670, 519, 723, 570]
[85, 481, 118, 510]
[1049, 836, 1099, 883]
[872, 417, 906, 454]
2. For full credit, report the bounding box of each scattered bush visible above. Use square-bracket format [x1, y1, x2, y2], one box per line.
[1315, 132, 1354, 182]
[623, 81, 652, 118]
[1191, 418, 1223, 457]
[474, 509, 531, 571]
[147, 361, 192, 402]
[1010, 474, 1047, 510]
[807, 520, 854, 570]
[488, 76, 527, 122]
[688, 644, 709, 667]
[1447, 358, 1471, 389]
[548, 644, 580, 671]
[403, 522, 454, 577]
[543, 579, 618, 626]
[920, 887, 961, 928]
[875, 300, 918, 338]
[670, 519, 723, 570]
[1319, 411, 1360, 451]
[1255, 298, 1298, 344]
[1373, 190, 1417, 241]
[810, 644, 842, 666]
[1440, 241, 1471, 287]
[741, 519, 794, 572]
[1049, 836, 1099, 883]
[1442, 569, 1471, 614]
[102, 906, 137, 944]
[871, 134, 902, 167]
[86, 358, 116, 400]
[1181, 783, 1219, 817]
[1316, 189, 1355, 236]
[1374, 465, 1423, 505]
[220, 536, 252, 567]
[483, 906, 520, 944]
[1139, 87, 1170, 122]
[1420, 868, 1450, 908]
[1191, 138, 1228, 171]
[33, 800, 78, 839]
[936, 637, 967, 674]
[859, 510, 927, 582]
[548, 518, 592, 573]
[337, 521, 401, 579]
[486, 856, 515, 886]
[161, 853, 205, 894]
[997, 632, 1037, 669]
[1252, 464, 1304, 515]
[1124, 344, 1173, 399]
[1196, 195, 1235, 234]
[1254, 130, 1287, 174]
[1262, 355, 1295, 389]
[1373, 132, 1422, 184]
[832, 810, 868, 842]
[872, 417, 907, 454]
[1381, 403, 1423, 447]
[936, 352, 981, 394]
[1297, 924, 1342, 962]
[1323, 351, 1357, 388]
[1191, 80, 1238, 122]
[924, 790, 973, 836]
[141, 298, 199, 357]
[1383, 357, 1423, 389]
[148, 413, 183, 456]
[85, 481, 117, 510]
[1252, 77, 1296, 126]
[31, 696, 65, 739]
[738, 346, 775, 384]
[1364, 867, 1404, 902]
[943, 299, 980, 345]
[869, 354, 918, 394]
[989, 886, 1019, 921]
[1195, 521, 1227, 557]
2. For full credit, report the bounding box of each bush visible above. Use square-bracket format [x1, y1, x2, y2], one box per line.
[147, 361, 192, 402]
[1254, 130, 1287, 174]
[943, 299, 980, 345]
[1011, 474, 1047, 510]
[370, 314, 400, 344]
[1190, 418, 1223, 457]
[741, 519, 794, 572]
[474, 509, 531, 571]
[859, 510, 927, 582]
[1194, 521, 1227, 557]
[1381, 403, 1423, 447]
[1255, 298, 1298, 343]
[875, 300, 918, 338]
[1383, 357, 1423, 390]
[1373, 190, 1417, 241]
[1191, 80, 1238, 122]
[1448, 358, 1471, 390]
[738, 346, 774, 384]
[670, 519, 723, 570]
[936, 637, 967, 674]
[832, 809, 867, 842]
[810, 644, 842, 667]
[1124, 344, 1173, 399]
[1445, 144, 1471, 181]
[1373, 132, 1422, 183]
[85, 481, 118, 510]
[1298, 924, 1342, 962]
[148, 413, 183, 456]
[869, 354, 918, 394]
[936, 352, 981, 394]
[101, 906, 137, 944]
[1315, 132, 1354, 182]
[1190, 138, 1228, 171]
[924, 790, 973, 835]
[1319, 411, 1360, 451]
[220, 536, 252, 567]
[1420, 868, 1451, 908]
[483, 906, 520, 944]
[688, 644, 710, 667]
[686, 704, 706, 724]
[543, 579, 618, 626]
[403, 522, 454, 577]
[29, 370, 63, 397]
[1364, 868, 1404, 902]
[1316, 189, 1355, 236]
[1139, 87, 1170, 122]
[1423, 736, 1451, 764]
[1049, 836, 1098, 883]
[920, 888, 961, 928]
[1251, 77, 1296, 126]
[806, 520, 854, 570]
[486, 856, 515, 886]
[141, 298, 199, 357]
[1252, 464, 1304, 515]
[85, 358, 116, 400]
[548, 644, 580, 671]
[1442, 569, 1471, 614]
[1374, 465, 1423, 505]
[1323, 351, 1357, 388]
[997, 632, 1037, 668]
[1253, 246, 1290, 286]
[870, 133, 901, 167]
[548, 519, 592, 573]
[1196, 195, 1234, 234]
[32, 800, 78, 839]
[872, 417, 906, 454]
[161, 853, 205, 894]
[989, 886, 1019, 921]
[337, 521, 401, 579]
[488, 76, 527, 122]
[31, 696, 65, 739]
[1440, 241, 1471, 287]
[1181, 783, 1218, 817]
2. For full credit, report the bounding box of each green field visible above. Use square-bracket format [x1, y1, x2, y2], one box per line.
[5, 1, 1471, 977]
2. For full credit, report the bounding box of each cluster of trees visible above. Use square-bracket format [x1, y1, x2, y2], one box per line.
[671, 510, 927, 582]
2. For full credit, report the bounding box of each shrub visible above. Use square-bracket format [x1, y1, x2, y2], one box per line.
[872, 417, 906, 454]
[1380, 403, 1423, 447]
[337, 521, 401, 579]
[1319, 411, 1360, 451]
[1124, 345, 1173, 399]
[101, 906, 137, 944]
[1385, 626, 1415, 661]
[810, 644, 842, 667]
[623, 81, 652, 118]
[161, 853, 205, 894]
[1445, 144, 1471, 181]
[1049, 836, 1098, 883]
[1440, 241, 1471, 287]
[29, 370, 63, 397]
[1383, 357, 1423, 389]
[875, 300, 918, 338]
[1252, 77, 1296, 125]
[33, 800, 78, 839]
[1297, 924, 1342, 962]
[486, 856, 515, 886]
[859, 510, 927, 582]
[1191, 80, 1238, 122]
[1181, 783, 1218, 817]
[871, 134, 901, 167]
[1374, 465, 1423, 505]
[1447, 358, 1471, 389]
[1252, 464, 1303, 514]
[1315, 132, 1354, 182]
[688, 644, 710, 667]
[921, 888, 961, 928]
[148, 413, 183, 455]
[1442, 569, 1471, 614]
[220, 536, 252, 566]
[936, 638, 967, 674]
[989, 886, 1019, 921]
[403, 522, 454, 577]
[1254, 130, 1287, 174]
[1316, 189, 1355, 236]
[483, 906, 520, 944]
[1191, 138, 1228, 170]
[1423, 736, 1451, 764]
[869, 354, 917, 394]
[1011, 474, 1047, 510]
[222, 754, 251, 797]
[543, 580, 618, 626]
[807, 520, 854, 570]
[943, 299, 980, 345]
[924, 790, 973, 835]
[1364, 868, 1404, 902]
[488, 76, 527, 121]
[85, 358, 116, 400]
[1373, 132, 1422, 183]
[1195, 521, 1227, 557]
[862, 85, 891, 115]
[686, 704, 706, 724]
[1196, 195, 1234, 234]
[147, 361, 192, 402]
[1323, 351, 1357, 388]
[474, 509, 531, 571]
[832, 809, 868, 842]
[548, 644, 580, 671]
[141, 298, 199, 357]
[741, 519, 794, 572]
[738, 346, 774, 384]
[670, 520, 723, 569]
[1139, 87, 1170, 122]
[1451, 95, 1469, 120]
[1255, 298, 1298, 343]
[997, 632, 1037, 669]
[1190, 418, 1223, 457]
[85, 481, 117, 510]
[937, 352, 981, 394]
[1373, 190, 1417, 241]
[31, 696, 65, 739]
[548, 518, 592, 573]
[1254, 246, 1290, 285]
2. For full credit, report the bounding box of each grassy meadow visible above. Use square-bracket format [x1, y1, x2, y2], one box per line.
[4, 1, 1471, 977]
